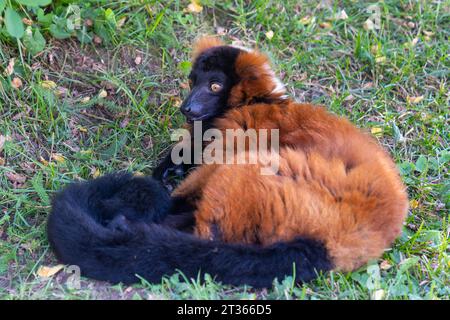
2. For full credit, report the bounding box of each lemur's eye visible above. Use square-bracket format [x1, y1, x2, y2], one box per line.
[210, 83, 223, 92]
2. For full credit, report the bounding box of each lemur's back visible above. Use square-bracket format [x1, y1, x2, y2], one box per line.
[174, 101, 409, 271]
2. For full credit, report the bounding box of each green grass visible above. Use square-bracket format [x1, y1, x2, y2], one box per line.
[0, 0, 449, 300]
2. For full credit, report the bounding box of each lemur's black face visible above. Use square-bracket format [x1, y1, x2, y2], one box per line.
[180, 46, 241, 122]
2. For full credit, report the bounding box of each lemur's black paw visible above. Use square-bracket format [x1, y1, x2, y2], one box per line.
[163, 164, 185, 179]
[152, 163, 170, 181]
[153, 163, 186, 191]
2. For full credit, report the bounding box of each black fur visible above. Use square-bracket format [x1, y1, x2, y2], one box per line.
[97, 174, 171, 225]
[47, 173, 332, 288]
[152, 146, 193, 184]
[154, 47, 242, 182]
[152, 120, 224, 184]
[181, 46, 240, 122]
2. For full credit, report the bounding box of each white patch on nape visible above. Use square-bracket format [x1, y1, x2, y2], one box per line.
[272, 76, 287, 95]
[230, 44, 253, 53]
[262, 63, 287, 97]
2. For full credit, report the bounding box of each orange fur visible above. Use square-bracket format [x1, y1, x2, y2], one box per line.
[228, 50, 286, 106]
[193, 36, 286, 106]
[173, 40, 409, 272]
[192, 36, 225, 60]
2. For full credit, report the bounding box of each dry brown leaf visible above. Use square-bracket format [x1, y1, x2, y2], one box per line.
[216, 26, 227, 36]
[22, 18, 33, 26]
[55, 86, 69, 97]
[39, 156, 49, 166]
[317, 0, 333, 9]
[120, 117, 130, 128]
[186, 0, 203, 13]
[180, 82, 190, 90]
[134, 55, 142, 65]
[81, 96, 91, 103]
[6, 172, 27, 184]
[409, 199, 420, 209]
[407, 21, 415, 28]
[98, 89, 108, 98]
[300, 15, 313, 25]
[370, 44, 379, 55]
[92, 167, 101, 178]
[371, 127, 383, 135]
[407, 95, 424, 104]
[93, 35, 102, 44]
[344, 94, 355, 102]
[0, 135, 10, 152]
[363, 19, 375, 31]
[11, 77, 23, 89]
[37, 264, 65, 278]
[52, 153, 65, 164]
[380, 260, 392, 270]
[335, 10, 348, 20]
[363, 82, 374, 89]
[171, 97, 182, 108]
[41, 80, 57, 90]
[20, 162, 36, 173]
[319, 22, 331, 28]
[423, 30, 434, 37]
[4, 58, 15, 76]
[375, 56, 387, 64]
[142, 136, 153, 150]
[117, 17, 126, 28]
[0, 158, 5, 166]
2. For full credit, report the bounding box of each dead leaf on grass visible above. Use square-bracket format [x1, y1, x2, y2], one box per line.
[41, 80, 57, 90]
[185, 1, 203, 13]
[371, 127, 383, 135]
[380, 260, 392, 270]
[37, 265, 65, 278]
[0, 135, 11, 152]
[265, 30, 274, 40]
[335, 10, 348, 20]
[4, 58, 15, 76]
[51, 153, 65, 164]
[6, 172, 27, 184]
[11, 77, 23, 89]
[407, 95, 424, 104]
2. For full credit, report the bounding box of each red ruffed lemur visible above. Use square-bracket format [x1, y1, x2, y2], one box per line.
[47, 36, 409, 288]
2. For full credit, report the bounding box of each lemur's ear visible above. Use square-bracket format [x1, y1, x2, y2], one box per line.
[228, 50, 286, 107]
[192, 36, 224, 60]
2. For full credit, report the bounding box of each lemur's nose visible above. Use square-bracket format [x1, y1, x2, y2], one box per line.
[181, 105, 191, 114]
[181, 102, 203, 120]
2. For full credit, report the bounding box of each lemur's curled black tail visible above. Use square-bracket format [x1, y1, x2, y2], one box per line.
[47, 173, 332, 288]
